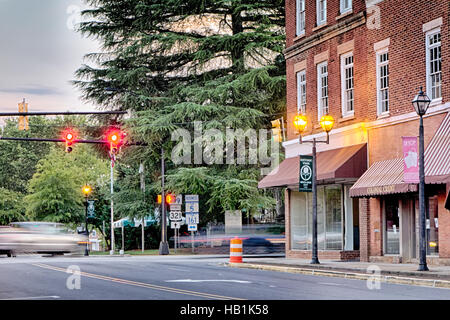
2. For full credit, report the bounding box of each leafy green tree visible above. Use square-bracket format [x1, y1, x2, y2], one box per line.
[0, 188, 26, 225]
[25, 144, 109, 223]
[74, 0, 286, 223]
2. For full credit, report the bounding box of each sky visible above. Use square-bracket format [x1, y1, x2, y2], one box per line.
[0, 0, 100, 115]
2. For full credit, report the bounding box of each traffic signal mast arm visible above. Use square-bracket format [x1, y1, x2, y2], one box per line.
[0, 136, 147, 146]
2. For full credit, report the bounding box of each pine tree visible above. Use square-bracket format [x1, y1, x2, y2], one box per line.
[74, 0, 286, 222]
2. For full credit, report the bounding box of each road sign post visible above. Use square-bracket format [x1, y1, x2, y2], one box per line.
[185, 195, 199, 253]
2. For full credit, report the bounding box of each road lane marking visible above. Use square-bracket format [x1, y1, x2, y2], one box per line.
[166, 279, 251, 284]
[32, 263, 244, 300]
[0, 295, 60, 300]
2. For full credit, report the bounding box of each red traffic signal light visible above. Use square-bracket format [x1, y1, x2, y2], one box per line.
[62, 129, 77, 153]
[165, 194, 175, 205]
[106, 129, 124, 154]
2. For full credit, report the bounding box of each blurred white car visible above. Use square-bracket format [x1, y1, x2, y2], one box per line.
[0, 222, 87, 257]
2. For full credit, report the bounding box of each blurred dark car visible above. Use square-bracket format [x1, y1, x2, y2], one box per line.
[0, 222, 87, 257]
[242, 237, 276, 254]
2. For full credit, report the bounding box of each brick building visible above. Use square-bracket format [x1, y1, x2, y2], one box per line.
[259, 0, 450, 264]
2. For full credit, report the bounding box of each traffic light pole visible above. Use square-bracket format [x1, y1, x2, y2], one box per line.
[159, 147, 169, 255]
[110, 158, 115, 255]
[85, 198, 90, 256]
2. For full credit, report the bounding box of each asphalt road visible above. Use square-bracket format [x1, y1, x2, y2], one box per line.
[1, 254, 450, 300]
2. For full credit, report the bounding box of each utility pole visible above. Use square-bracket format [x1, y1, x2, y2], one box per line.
[139, 162, 145, 252]
[110, 157, 115, 255]
[159, 147, 169, 255]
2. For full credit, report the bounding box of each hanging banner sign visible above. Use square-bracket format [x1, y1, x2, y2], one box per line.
[299, 156, 313, 192]
[402, 136, 419, 183]
[87, 200, 95, 218]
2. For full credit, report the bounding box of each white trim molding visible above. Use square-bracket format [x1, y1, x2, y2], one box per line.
[423, 17, 443, 33]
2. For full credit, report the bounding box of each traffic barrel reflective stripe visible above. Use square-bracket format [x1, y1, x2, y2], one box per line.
[229, 237, 243, 263]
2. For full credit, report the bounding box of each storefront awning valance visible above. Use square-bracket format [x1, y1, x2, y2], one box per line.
[350, 112, 450, 198]
[258, 143, 367, 188]
[424, 112, 450, 184]
[349, 158, 418, 198]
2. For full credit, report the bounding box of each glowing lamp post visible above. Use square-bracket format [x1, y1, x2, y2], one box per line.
[293, 113, 335, 264]
[412, 87, 431, 272]
[82, 185, 92, 256]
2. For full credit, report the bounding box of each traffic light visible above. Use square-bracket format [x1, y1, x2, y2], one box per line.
[18, 99, 29, 131]
[157, 194, 175, 205]
[106, 129, 124, 155]
[165, 194, 175, 205]
[63, 129, 76, 153]
[271, 119, 283, 143]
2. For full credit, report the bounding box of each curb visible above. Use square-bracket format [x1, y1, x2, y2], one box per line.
[227, 263, 450, 289]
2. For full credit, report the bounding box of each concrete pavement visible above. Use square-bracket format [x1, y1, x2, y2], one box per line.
[228, 257, 450, 288]
[2, 254, 450, 300]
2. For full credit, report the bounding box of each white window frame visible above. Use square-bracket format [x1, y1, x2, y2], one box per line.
[425, 28, 442, 102]
[340, 0, 352, 14]
[317, 61, 329, 120]
[316, 0, 327, 26]
[376, 48, 389, 116]
[297, 70, 307, 114]
[340, 52, 354, 117]
[296, 0, 306, 36]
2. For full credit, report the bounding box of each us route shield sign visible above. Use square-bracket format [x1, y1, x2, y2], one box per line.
[299, 156, 313, 192]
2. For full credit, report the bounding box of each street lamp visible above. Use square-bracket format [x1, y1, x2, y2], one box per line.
[412, 87, 431, 272]
[82, 185, 92, 256]
[293, 113, 335, 264]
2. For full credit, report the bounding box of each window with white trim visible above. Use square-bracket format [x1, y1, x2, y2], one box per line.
[340, 52, 354, 116]
[297, 70, 306, 114]
[376, 50, 389, 115]
[426, 29, 442, 100]
[317, 61, 328, 118]
[316, 0, 327, 26]
[340, 0, 352, 14]
[296, 0, 306, 36]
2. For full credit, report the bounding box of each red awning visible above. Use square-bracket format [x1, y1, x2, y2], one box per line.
[349, 158, 418, 197]
[258, 143, 367, 188]
[350, 112, 450, 197]
[425, 112, 450, 184]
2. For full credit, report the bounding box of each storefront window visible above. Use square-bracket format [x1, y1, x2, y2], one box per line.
[427, 196, 439, 255]
[385, 198, 400, 254]
[290, 186, 343, 251]
[325, 186, 342, 250]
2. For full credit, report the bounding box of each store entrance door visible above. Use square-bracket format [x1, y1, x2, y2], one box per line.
[400, 198, 416, 262]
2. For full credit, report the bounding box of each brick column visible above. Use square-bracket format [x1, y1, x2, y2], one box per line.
[359, 198, 371, 262]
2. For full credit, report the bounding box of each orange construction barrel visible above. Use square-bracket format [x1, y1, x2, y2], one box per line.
[229, 237, 243, 263]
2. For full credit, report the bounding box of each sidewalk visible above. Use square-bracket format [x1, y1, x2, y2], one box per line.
[228, 257, 450, 288]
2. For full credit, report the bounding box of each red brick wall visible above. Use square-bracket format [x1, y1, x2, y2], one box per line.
[358, 198, 370, 261]
[286, 0, 367, 48]
[366, 0, 449, 119]
[285, 0, 449, 142]
[439, 184, 450, 258]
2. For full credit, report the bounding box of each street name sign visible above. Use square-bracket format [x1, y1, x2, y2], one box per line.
[299, 156, 313, 192]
